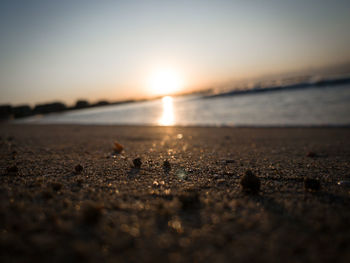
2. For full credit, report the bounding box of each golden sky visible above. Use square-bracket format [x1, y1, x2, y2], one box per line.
[1, 0, 350, 105]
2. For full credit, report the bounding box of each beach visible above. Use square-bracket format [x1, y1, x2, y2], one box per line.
[1, 124, 350, 262]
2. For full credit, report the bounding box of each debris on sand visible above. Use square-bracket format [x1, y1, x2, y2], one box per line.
[163, 160, 171, 172]
[113, 141, 124, 154]
[304, 177, 321, 191]
[176, 169, 187, 180]
[133, 158, 142, 169]
[74, 164, 83, 174]
[6, 165, 18, 175]
[240, 170, 260, 194]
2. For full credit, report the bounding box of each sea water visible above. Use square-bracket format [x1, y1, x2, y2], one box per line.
[16, 84, 350, 126]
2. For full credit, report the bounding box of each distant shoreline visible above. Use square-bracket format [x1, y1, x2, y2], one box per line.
[205, 75, 350, 99]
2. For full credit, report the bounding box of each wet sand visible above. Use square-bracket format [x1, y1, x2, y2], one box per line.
[1, 124, 350, 262]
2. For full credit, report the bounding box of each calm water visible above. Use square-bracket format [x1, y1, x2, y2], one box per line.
[17, 84, 350, 126]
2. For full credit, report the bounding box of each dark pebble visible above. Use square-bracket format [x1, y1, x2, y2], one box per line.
[74, 164, 84, 174]
[163, 160, 171, 172]
[133, 158, 142, 169]
[240, 170, 260, 194]
[225, 159, 235, 164]
[304, 177, 321, 191]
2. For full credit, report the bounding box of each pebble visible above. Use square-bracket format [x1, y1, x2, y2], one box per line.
[113, 141, 124, 153]
[74, 164, 83, 174]
[163, 160, 171, 172]
[133, 158, 142, 169]
[240, 170, 260, 194]
[176, 169, 187, 180]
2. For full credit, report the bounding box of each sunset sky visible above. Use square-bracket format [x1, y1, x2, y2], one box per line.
[1, 0, 350, 106]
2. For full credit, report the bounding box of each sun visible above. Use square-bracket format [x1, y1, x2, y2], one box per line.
[149, 69, 183, 96]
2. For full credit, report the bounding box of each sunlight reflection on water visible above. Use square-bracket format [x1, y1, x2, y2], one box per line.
[15, 85, 350, 126]
[159, 96, 174, 126]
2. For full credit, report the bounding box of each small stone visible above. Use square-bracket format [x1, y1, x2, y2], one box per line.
[113, 141, 124, 154]
[133, 158, 142, 169]
[240, 170, 260, 194]
[304, 177, 321, 191]
[163, 160, 171, 172]
[74, 164, 83, 174]
[176, 169, 187, 180]
[225, 159, 235, 164]
[6, 165, 18, 175]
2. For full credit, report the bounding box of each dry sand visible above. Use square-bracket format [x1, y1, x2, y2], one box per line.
[1, 124, 350, 263]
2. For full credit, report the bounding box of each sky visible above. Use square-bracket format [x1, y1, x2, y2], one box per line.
[1, 0, 350, 106]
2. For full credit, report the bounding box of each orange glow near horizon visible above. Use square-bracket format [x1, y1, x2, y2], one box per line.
[159, 96, 175, 126]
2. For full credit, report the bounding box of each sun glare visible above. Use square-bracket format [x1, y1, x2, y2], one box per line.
[159, 96, 174, 126]
[149, 69, 183, 96]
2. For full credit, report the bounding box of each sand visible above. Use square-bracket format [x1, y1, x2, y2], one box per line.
[1, 124, 350, 262]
